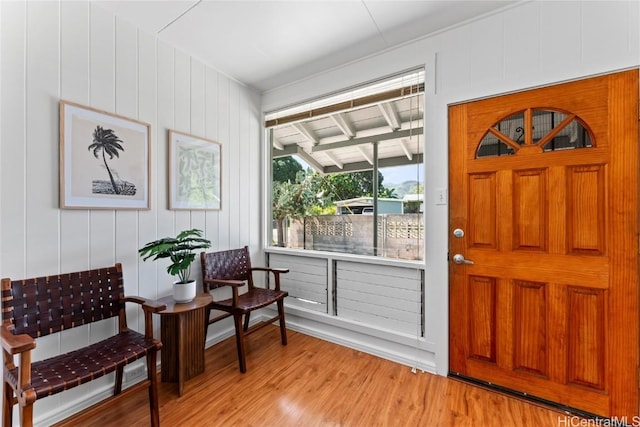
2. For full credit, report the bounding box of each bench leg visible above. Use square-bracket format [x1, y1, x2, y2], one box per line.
[2, 381, 12, 427]
[147, 352, 160, 427]
[114, 366, 124, 395]
[18, 401, 33, 427]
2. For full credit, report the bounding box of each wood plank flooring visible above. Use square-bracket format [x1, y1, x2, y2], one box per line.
[55, 326, 574, 426]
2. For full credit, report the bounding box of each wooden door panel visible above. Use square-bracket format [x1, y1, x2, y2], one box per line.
[468, 173, 497, 248]
[567, 287, 605, 390]
[467, 275, 497, 362]
[449, 69, 639, 418]
[512, 280, 547, 376]
[566, 165, 605, 254]
[512, 169, 547, 251]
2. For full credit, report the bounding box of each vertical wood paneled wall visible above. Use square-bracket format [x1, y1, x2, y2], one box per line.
[0, 1, 261, 422]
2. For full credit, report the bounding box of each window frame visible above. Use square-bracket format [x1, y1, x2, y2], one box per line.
[265, 69, 426, 262]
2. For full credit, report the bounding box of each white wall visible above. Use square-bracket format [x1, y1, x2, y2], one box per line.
[262, 0, 640, 376]
[0, 0, 261, 424]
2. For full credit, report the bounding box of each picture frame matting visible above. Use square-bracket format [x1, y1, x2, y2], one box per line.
[169, 130, 221, 210]
[59, 100, 151, 209]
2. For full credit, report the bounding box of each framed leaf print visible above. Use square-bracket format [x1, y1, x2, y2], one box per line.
[169, 130, 221, 210]
[59, 101, 151, 209]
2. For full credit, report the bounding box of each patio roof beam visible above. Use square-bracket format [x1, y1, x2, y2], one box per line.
[325, 151, 344, 169]
[358, 146, 374, 165]
[378, 102, 401, 130]
[330, 113, 355, 138]
[292, 122, 318, 144]
[322, 153, 424, 174]
[399, 139, 413, 160]
[311, 127, 423, 153]
[295, 147, 325, 174]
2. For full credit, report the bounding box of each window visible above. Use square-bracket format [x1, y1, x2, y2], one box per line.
[266, 69, 425, 260]
[477, 108, 593, 158]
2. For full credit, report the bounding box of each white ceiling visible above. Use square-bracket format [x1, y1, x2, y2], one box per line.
[92, 0, 519, 93]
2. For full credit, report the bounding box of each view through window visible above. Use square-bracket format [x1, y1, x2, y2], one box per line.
[267, 69, 425, 260]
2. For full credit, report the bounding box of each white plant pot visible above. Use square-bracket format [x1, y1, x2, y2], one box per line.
[173, 280, 196, 303]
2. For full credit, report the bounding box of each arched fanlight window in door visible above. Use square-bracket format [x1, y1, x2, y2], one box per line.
[476, 108, 594, 158]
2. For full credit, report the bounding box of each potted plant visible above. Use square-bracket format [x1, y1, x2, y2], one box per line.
[139, 228, 211, 303]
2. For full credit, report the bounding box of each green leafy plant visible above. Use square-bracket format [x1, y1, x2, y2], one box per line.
[139, 228, 211, 284]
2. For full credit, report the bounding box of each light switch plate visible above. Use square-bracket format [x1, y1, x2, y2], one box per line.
[435, 188, 447, 205]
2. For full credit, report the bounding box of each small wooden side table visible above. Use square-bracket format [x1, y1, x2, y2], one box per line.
[157, 293, 212, 396]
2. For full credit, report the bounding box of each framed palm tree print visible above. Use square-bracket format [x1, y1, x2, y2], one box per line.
[59, 101, 151, 209]
[169, 130, 221, 210]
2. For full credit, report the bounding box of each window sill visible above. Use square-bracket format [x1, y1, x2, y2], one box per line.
[265, 246, 425, 270]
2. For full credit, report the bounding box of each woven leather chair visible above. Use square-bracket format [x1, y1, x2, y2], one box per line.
[0, 264, 165, 427]
[200, 246, 288, 373]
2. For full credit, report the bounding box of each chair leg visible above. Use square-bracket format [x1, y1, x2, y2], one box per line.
[243, 312, 250, 332]
[233, 314, 247, 373]
[204, 306, 212, 342]
[114, 366, 124, 394]
[147, 351, 160, 427]
[277, 299, 287, 346]
[3, 382, 13, 427]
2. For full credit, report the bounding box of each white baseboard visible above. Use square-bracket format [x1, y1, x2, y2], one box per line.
[204, 306, 437, 374]
[33, 374, 147, 427]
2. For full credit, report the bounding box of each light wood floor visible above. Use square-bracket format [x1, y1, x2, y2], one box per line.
[56, 326, 574, 427]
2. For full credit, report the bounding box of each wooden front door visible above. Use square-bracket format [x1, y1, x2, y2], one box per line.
[449, 70, 639, 418]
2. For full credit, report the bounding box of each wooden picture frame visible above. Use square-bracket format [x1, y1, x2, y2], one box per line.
[59, 101, 151, 209]
[169, 130, 221, 210]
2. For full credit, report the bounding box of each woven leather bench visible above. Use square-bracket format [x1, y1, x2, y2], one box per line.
[0, 263, 166, 427]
